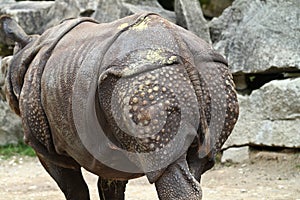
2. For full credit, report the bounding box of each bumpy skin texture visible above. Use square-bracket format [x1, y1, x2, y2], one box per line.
[1, 13, 238, 200]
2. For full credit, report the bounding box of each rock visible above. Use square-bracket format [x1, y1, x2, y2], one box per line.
[46, 0, 98, 29]
[92, 0, 122, 23]
[70, 0, 98, 16]
[210, 0, 300, 73]
[0, 57, 23, 145]
[0, 1, 55, 34]
[224, 78, 300, 149]
[0, 0, 111, 35]
[221, 146, 249, 163]
[93, 0, 176, 23]
[0, 100, 23, 145]
[0, 57, 10, 101]
[120, 0, 176, 23]
[174, 0, 211, 43]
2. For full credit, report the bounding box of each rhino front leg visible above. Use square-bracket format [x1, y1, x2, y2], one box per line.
[97, 178, 128, 200]
[37, 155, 90, 200]
[155, 154, 202, 200]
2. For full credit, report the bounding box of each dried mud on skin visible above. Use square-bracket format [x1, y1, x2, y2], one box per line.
[0, 151, 299, 200]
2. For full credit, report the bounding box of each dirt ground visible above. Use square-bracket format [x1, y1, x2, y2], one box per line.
[0, 150, 299, 200]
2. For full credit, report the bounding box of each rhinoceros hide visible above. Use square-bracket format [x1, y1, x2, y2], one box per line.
[5, 13, 238, 175]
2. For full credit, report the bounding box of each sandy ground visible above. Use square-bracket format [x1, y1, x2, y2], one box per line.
[0, 150, 299, 200]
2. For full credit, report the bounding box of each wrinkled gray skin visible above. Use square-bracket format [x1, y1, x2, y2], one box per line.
[0, 13, 238, 200]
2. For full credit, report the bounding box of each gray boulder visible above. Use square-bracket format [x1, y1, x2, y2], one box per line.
[0, 57, 9, 100]
[210, 0, 300, 73]
[45, 0, 99, 29]
[0, 57, 23, 145]
[120, 0, 176, 23]
[0, 100, 23, 145]
[0, 1, 54, 34]
[0, 1, 95, 41]
[221, 146, 249, 163]
[224, 78, 300, 148]
[174, 0, 210, 43]
[91, 0, 122, 23]
[70, 0, 99, 15]
[93, 0, 175, 23]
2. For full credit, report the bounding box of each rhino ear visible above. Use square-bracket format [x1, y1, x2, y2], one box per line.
[0, 15, 31, 48]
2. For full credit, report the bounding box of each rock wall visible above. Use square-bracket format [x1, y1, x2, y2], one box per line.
[0, 100, 23, 145]
[174, 0, 210, 43]
[225, 78, 300, 149]
[0, 57, 23, 145]
[0, 57, 23, 146]
[0, 0, 299, 151]
[210, 0, 300, 74]
[209, 0, 300, 151]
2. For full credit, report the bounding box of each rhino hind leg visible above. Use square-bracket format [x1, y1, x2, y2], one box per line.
[97, 178, 128, 200]
[154, 154, 202, 200]
[37, 155, 90, 200]
[187, 147, 215, 182]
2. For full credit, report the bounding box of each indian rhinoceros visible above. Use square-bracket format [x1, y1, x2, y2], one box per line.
[0, 13, 239, 200]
